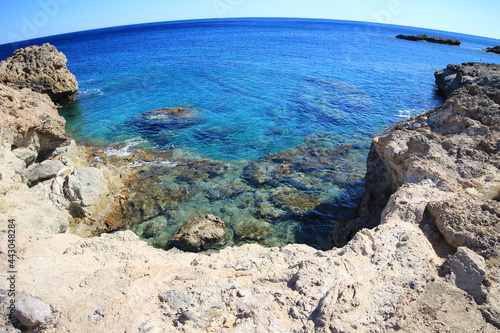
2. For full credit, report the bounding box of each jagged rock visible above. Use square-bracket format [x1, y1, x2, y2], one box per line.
[396, 34, 461, 45]
[435, 62, 500, 97]
[428, 199, 500, 258]
[348, 63, 500, 242]
[25, 160, 65, 186]
[0, 43, 78, 106]
[12, 148, 36, 167]
[447, 247, 487, 303]
[0, 84, 67, 160]
[171, 214, 226, 252]
[484, 46, 500, 55]
[15, 297, 52, 328]
[338, 62, 500, 329]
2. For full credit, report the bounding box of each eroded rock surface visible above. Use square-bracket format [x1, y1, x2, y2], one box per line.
[336, 62, 500, 328]
[0, 43, 78, 106]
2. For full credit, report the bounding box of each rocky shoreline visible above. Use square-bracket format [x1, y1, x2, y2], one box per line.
[396, 34, 461, 46]
[0, 44, 499, 332]
[484, 46, 500, 55]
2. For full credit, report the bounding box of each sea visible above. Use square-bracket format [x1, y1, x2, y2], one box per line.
[1, 18, 498, 250]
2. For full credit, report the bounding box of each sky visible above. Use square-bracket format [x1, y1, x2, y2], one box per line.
[1, 0, 499, 45]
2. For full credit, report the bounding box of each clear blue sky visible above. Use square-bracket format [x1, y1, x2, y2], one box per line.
[1, 0, 499, 45]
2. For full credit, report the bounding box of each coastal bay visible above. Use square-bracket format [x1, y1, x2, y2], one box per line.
[0, 19, 499, 332]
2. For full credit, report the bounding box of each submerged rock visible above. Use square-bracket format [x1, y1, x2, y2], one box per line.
[204, 183, 250, 201]
[396, 34, 461, 46]
[233, 219, 273, 242]
[126, 105, 201, 141]
[171, 214, 227, 252]
[270, 187, 322, 214]
[0, 43, 78, 106]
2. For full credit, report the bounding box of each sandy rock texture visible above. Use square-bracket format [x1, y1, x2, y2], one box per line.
[0, 44, 499, 332]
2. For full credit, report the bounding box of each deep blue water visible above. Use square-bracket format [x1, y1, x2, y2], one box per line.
[1, 18, 498, 249]
[2, 18, 498, 160]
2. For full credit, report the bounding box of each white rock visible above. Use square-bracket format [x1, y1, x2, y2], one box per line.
[15, 297, 52, 328]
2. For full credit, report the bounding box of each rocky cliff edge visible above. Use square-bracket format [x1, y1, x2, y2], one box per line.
[0, 45, 499, 332]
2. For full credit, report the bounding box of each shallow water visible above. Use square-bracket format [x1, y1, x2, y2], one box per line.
[2, 18, 498, 249]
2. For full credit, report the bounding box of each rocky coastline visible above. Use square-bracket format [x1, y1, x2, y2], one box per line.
[1, 44, 499, 332]
[396, 34, 461, 46]
[484, 46, 500, 55]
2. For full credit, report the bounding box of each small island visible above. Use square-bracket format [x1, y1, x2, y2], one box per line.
[396, 34, 461, 46]
[484, 46, 500, 54]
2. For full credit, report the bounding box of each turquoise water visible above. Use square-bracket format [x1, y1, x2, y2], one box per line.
[1, 18, 498, 249]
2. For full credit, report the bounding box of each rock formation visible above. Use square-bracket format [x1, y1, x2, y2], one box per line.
[0, 43, 78, 106]
[0, 44, 127, 238]
[396, 34, 461, 46]
[171, 214, 227, 252]
[340, 61, 500, 325]
[484, 46, 500, 55]
[0, 44, 499, 332]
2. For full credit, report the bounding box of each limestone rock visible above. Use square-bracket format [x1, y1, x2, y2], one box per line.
[428, 199, 500, 258]
[171, 214, 226, 252]
[25, 160, 65, 186]
[0, 84, 67, 159]
[0, 43, 78, 106]
[12, 148, 36, 167]
[15, 297, 52, 328]
[447, 247, 487, 302]
[345, 63, 500, 248]
[64, 166, 109, 208]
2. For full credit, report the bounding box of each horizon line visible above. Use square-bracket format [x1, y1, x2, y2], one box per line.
[1, 16, 499, 49]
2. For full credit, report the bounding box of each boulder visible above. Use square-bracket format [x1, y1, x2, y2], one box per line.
[171, 214, 226, 252]
[25, 159, 65, 186]
[15, 297, 52, 328]
[64, 166, 109, 208]
[447, 247, 487, 303]
[12, 148, 37, 167]
[0, 43, 78, 106]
